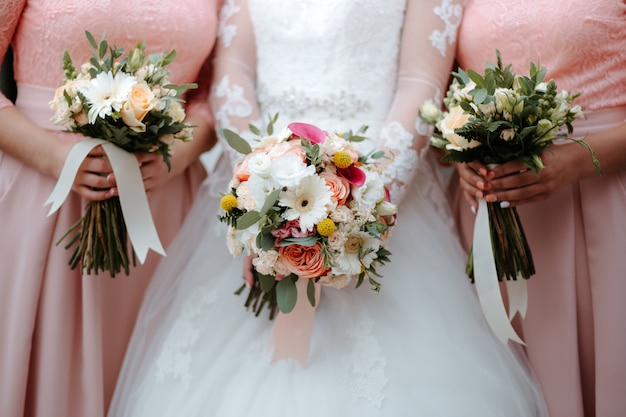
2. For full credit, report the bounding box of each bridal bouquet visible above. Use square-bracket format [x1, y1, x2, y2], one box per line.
[219, 116, 395, 319]
[47, 31, 196, 277]
[420, 50, 600, 283]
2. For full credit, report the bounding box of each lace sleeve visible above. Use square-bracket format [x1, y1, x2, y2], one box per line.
[211, 0, 262, 164]
[0, 0, 25, 110]
[379, 0, 463, 204]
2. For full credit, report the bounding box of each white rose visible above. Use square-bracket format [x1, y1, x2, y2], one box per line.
[352, 171, 385, 211]
[247, 153, 272, 178]
[269, 152, 314, 188]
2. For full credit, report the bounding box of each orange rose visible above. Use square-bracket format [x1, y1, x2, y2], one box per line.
[233, 151, 254, 182]
[278, 242, 328, 279]
[320, 171, 350, 205]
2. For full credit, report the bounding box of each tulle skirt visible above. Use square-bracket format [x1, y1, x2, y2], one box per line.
[109, 153, 547, 417]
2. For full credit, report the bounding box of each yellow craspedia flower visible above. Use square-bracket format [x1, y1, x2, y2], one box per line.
[316, 218, 336, 237]
[220, 194, 238, 212]
[333, 150, 352, 169]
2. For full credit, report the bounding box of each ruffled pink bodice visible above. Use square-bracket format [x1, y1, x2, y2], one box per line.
[457, 0, 626, 111]
[0, 0, 217, 110]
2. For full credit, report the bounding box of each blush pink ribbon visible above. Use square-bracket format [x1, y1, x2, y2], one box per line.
[265, 278, 321, 367]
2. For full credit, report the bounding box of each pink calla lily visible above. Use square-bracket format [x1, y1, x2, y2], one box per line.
[337, 165, 366, 187]
[288, 122, 328, 144]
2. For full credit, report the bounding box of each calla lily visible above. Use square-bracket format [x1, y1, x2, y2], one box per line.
[337, 165, 366, 187]
[288, 122, 328, 144]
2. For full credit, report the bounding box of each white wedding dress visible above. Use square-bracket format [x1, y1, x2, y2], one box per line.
[108, 1, 548, 416]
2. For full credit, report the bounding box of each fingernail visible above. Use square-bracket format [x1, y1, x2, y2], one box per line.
[500, 201, 510, 208]
[470, 205, 476, 214]
[486, 194, 497, 203]
[106, 173, 113, 183]
[479, 168, 487, 176]
[475, 190, 484, 199]
[477, 181, 485, 190]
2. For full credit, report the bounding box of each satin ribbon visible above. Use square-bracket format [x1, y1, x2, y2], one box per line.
[44, 138, 165, 264]
[265, 278, 321, 367]
[472, 199, 526, 345]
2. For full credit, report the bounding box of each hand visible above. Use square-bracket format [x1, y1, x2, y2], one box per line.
[243, 253, 255, 287]
[457, 142, 591, 210]
[106, 151, 175, 197]
[70, 144, 115, 201]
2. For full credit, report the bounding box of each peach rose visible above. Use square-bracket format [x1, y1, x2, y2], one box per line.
[320, 171, 350, 205]
[278, 242, 328, 279]
[121, 82, 155, 132]
[233, 151, 255, 182]
[438, 105, 480, 151]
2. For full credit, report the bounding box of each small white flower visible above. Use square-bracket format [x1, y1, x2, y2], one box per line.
[80, 71, 136, 124]
[334, 226, 381, 276]
[226, 226, 244, 257]
[246, 174, 275, 210]
[419, 101, 443, 124]
[253, 250, 280, 276]
[279, 175, 332, 232]
[500, 128, 516, 142]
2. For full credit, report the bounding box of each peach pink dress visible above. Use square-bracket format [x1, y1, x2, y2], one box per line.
[0, 1, 218, 416]
[452, 1, 626, 417]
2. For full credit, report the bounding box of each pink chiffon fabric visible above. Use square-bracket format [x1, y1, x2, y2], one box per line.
[451, 1, 626, 417]
[0, 1, 218, 416]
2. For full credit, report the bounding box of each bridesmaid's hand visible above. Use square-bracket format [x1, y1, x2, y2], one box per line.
[455, 161, 493, 212]
[70, 144, 115, 201]
[106, 151, 175, 197]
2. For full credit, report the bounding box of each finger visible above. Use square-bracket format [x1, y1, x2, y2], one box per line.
[488, 160, 530, 179]
[82, 155, 113, 174]
[488, 169, 541, 191]
[73, 185, 113, 201]
[75, 171, 112, 190]
[485, 182, 548, 204]
[243, 255, 254, 287]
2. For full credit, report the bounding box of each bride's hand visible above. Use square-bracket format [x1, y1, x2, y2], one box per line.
[243, 254, 255, 287]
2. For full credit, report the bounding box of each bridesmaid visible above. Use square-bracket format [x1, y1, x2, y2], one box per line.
[450, 1, 626, 416]
[0, 1, 220, 416]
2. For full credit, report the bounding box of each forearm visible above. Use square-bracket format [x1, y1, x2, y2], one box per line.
[168, 113, 217, 177]
[0, 106, 66, 178]
[578, 122, 626, 179]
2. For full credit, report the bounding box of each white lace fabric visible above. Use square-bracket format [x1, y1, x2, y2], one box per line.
[211, 0, 461, 204]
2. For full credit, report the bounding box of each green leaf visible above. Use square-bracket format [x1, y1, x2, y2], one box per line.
[85, 31, 98, 49]
[257, 231, 276, 252]
[307, 278, 316, 307]
[258, 273, 277, 293]
[467, 69, 485, 87]
[472, 88, 488, 104]
[276, 275, 298, 313]
[236, 210, 261, 230]
[220, 128, 252, 155]
[278, 236, 319, 247]
[259, 188, 281, 217]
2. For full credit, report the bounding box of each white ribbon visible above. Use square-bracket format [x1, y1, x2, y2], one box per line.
[44, 138, 165, 264]
[472, 199, 525, 345]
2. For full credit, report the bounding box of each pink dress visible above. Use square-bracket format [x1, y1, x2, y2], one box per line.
[452, 1, 626, 417]
[0, 1, 218, 416]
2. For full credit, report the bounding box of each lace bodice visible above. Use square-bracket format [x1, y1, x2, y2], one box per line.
[213, 0, 463, 203]
[458, 0, 626, 111]
[0, 0, 218, 111]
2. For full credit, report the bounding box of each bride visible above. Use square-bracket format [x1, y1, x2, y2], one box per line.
[108, 0, 547, 416]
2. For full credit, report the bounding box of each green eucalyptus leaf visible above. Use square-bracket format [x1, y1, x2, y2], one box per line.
[259, 188, 281, 217]
[236, 210, 260, 230]
[220, 128, 252, 155]
[307, 279, 316, 307]
[258, 273, 277, 293]
[276, 276, 298, 313]
[278, 236, 319, 247]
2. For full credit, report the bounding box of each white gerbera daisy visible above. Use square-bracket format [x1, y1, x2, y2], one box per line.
[279, 175, 332, 232]
[333, 226, 381, 275]
[80, 71, 136, 124]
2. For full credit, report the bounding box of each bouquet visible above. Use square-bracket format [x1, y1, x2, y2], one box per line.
[419, 51, 601, 344]
[218, 115, 396, 320]
[47, 31, 197, 277]
[420, 50, 600, 285]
